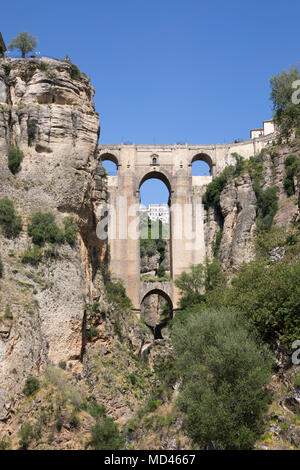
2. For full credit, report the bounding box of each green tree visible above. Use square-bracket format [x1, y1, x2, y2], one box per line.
[0, 198, 22, 238]
[171, 308, 273, 450]
[8, 145, 24, 174]
[63, 216, 78, 246]
[21, 245, 43, 266]
[8, 32, 38, 58]
[18, 423, 35, 450]
[23, 376, 40, 397]
[175, 259, 225, 309]
[87, 418, 124, 450]
[270, 66, 300, 140]
[28, 212, 64, 246]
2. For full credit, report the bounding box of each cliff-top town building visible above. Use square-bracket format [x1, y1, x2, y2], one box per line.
[140, 204, 170, 224]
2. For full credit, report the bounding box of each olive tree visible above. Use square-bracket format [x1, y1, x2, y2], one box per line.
[8, 32, 38, 58]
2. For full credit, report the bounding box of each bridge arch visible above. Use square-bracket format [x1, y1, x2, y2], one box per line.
[99, 152, 119, 167]
[191, 152, 214, 175]
[138, 169, 172, 194]
[141, 287, 173, 311]
[141, 287, 173, 339]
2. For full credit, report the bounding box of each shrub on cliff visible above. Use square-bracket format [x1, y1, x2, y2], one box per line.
[63, 216, 78, 246]
[253, 183, 279, 231]
[28, 212, 64, 246]
[21, 245, 43, 266]
[86, 418, 124, 450]
[171, 308, 273, 450]
[284, 154, 299, 196]
[0, 198, 22, 238]
[18, 423, 35, 450]
[23, 376, 40, 397]
[105, 279, 132, 310]
[0, 255, 3, 278]
[174, 259, 225, 309]
[8, 145, 24, 174]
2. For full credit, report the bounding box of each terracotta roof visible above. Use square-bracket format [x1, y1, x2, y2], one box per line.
[0, 32, 7, 52]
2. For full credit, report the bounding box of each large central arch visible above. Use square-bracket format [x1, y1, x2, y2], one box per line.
[138, 169, 172, 194]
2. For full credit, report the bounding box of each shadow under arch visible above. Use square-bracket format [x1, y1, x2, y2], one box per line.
[141, 288, 173, 339]
[191, 153, 213, 174]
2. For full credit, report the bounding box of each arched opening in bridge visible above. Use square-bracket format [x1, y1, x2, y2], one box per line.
[139, 172, 171, 281]
[100, 153, 118, 176]
[191, 153, 213, 176]
[141, 289, 173, 339]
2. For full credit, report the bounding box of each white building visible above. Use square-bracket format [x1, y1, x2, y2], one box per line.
[140, 204, 169, 224]
[250, 120, 275, 139]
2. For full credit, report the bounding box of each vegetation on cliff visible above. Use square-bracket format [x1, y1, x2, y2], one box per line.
[171, 309, 273, 450]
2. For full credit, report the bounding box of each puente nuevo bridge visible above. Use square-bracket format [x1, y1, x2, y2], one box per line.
[98, 132, 275, 314]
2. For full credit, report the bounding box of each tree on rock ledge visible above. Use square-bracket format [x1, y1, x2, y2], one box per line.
[8, 31, 38, 58]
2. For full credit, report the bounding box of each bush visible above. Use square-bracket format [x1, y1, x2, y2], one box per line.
[70, 63, 81, 80]
[0, 198, 22, 238]
[294, 373, 300, 389]
[21, 245, 43, 266]
[86, 326, 98, 341]
[87, 418, 124, 450]
[140, 239, 157, 257]
[175, 259, 225, 309]
[18, 423, 35, 450]
[27, 119, 37, 146]
[23, 376, 40, 397]
[0, 435, 11, 450]
[28, 212, 64, 246]
[0, 255, 3, 278]
[157, 264, 165, 278]
[4, 305, 13, 320]
[208, 259, 300, 346]
[202, 173, 227, 214]
[63, 216, 78, 246]
[171, 308, 273, 450]
[253, 183, 279, 231]
[212, 230, 223, 257]
[69, 411, 80, 428]
[105, 279, 132, 309]
[8, 145, 24, 174]
[83, 400, 106, 421]
[284, 154, 299, 196]
[39, 61, 48, 72]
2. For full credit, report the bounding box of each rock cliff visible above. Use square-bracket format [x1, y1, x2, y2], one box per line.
[0, 57, 104, 420]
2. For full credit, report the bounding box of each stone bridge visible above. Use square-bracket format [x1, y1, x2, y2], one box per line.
[97, 134, 275, 312]
[140, 281, 174, 312]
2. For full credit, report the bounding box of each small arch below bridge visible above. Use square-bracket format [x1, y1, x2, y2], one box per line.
[140, 281, 173, 339]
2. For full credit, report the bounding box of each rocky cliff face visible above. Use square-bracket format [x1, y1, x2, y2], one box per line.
[0, 57, 105, 421]
[205, 143, 300, 273]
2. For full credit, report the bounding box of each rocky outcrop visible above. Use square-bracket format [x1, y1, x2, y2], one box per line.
[0, 57, 104, 424]
[204, 144, 300, 273]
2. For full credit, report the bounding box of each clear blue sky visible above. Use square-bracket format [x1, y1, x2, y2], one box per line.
[2, 0, 299, 204]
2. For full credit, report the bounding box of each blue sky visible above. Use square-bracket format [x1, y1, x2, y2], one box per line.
[2, 0, 299, 204]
